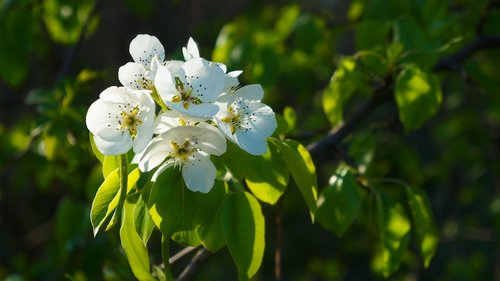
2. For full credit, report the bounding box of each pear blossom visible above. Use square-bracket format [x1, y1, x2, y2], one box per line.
[182, 37, 241, 92]
[215, 84, 276, 155]
[155, 58, 225, 118]
[119, 34, 165, 90]
[154, 110, 207, 134]
[134, 126, 226, 193]
[86, 86, 155, 155]
[182, 37, 200, 61]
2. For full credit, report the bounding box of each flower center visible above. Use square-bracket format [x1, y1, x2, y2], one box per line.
[169, 140, 195, 161]
[119, 106, 142, 137]
[221, 106, 241, 135]
[171, 77, 201, 109]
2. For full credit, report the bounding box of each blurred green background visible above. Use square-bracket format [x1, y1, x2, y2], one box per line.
[1, 0, 500, 280]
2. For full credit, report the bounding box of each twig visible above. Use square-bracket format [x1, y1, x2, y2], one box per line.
[177, 248, 211, 281]
[169, 245, 202, 265]
[307, 33, 500, 159]
[275, 198, 283, 281]
[433, 36, 500, 71]
[307, 82, 391, 159]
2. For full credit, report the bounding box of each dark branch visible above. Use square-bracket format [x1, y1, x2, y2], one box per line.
[306, 33, 500, 158]
[307, 82, 391, 158]
[433, 36, 500, 71]
[177, 248, 211, 281]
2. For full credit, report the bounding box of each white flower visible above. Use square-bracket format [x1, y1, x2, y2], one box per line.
[154, 110, 207, 134]
[119, 34, 165, 90]
[182, 37, 200, 61]
[86, 86, 155, 155]
[155, 58, 225, 118]
[134, 126, 226, 193]
[215, 84, 276, 155]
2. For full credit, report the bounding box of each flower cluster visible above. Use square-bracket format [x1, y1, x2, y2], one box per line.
[86, 35, 277, 193]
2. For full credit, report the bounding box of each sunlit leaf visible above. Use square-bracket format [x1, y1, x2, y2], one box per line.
[221, 141, 289, 205]
[120, 192, 156, 281]
[372, 192, 411, 277]
[147, 169, 228, 246]
[322, 57, 359, 126]
[405, 185, 439, 267]
[272, 139, 317, 219]
[90, 168, 140, 235]
[395, 64, 442, 132]
[222, 192, 265, 281]
[316, 168, 362, 236]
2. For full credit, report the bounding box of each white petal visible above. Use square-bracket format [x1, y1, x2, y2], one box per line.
[234, 84, 264, 101]
[133, 123, 154, 153]
[98, 86, 129, 104]
[151, 160, 176, 182]
[182, 37, 200, 61]
[86, 99, 123, 140]
[155, 64, 178, 102]
[154, 111, 179, 134]
[182, 153, 216, 193]
[164, 60, 184, 75]
[182, 58, 225, 102]
[119, 62, 147, 90]
[234, 131, 269, 156]
[245, 103, 277, 137]
[129, 34, 165, 67]
[167, 102, 219, 118]
[137, 137, 171, 172]
[93, 134, 132, 155]
[192, 125, 227, 156]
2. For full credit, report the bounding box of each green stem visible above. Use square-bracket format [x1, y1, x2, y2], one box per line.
[115, 154, 128, 221]
[151, 88, 169, 112]
[162, 235, 175, 281]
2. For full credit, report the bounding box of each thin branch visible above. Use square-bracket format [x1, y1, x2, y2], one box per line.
[275, 198, 283, 281]
[307, 83, 391, 159]
[177, 248, 211, 281]
[307, 33, 500, 159]
[169, 245, 202, 265]
[433, 36, 500, 71]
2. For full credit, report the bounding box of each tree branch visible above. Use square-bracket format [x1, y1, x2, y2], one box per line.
[306, 33, 500, 159]
[169, 245, 202, 265]
[177, 248, 211, 281]
[433, 36, 500, 71]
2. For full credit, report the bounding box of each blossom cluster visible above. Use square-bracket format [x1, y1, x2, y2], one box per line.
[86, 34, 277, 193]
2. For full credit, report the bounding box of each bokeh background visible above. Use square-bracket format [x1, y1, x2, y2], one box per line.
[1, 0, 500, 280]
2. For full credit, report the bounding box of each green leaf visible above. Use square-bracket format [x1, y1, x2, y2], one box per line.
[283, 106, 297, 130]
[394, 16, 437, 68]
[405, 186, 439, 267]
[322, 57, 359, 126]
[120, 193, 156, 281]
[198, 201, 226, 252]
[147, 169, 228, 246]
[221, 141, 289, 205]
[42, 0, 99, 45]
[102, 155, 120, 178]
[90, 168, 140, 235]
[222, 192, 265, 281]
[316, 168, 362, 236]
[355, 20, 391, 50]
[134, 192, 155, 244]
[372, 192, 411, 277]
[272, 139, 318, 218]
[395, 64, 442, 132]
[89, 133, 104, 163]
